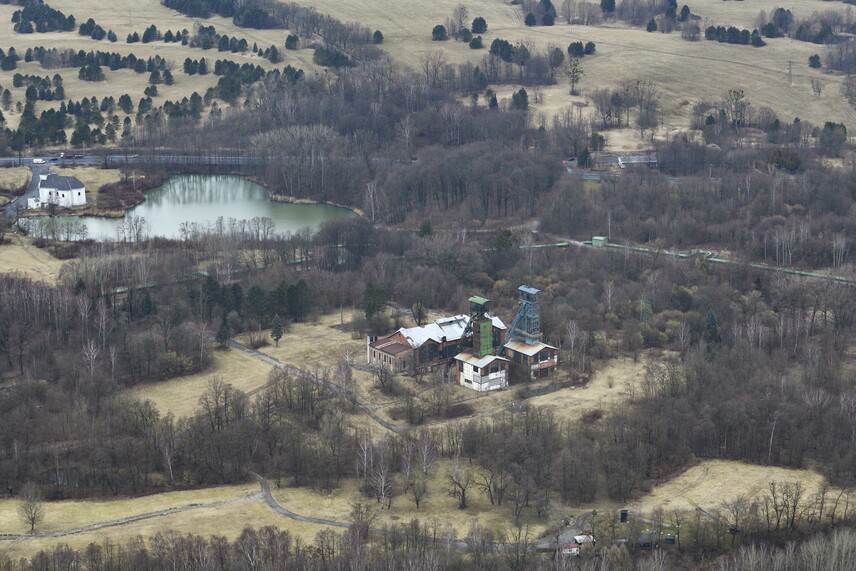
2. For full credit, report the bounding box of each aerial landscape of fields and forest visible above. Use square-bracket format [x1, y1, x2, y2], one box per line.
[3, 0, 856, 568]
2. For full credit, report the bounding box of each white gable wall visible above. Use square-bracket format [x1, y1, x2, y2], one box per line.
[30, 181, 86, 209]
[459, 361, 508, 392]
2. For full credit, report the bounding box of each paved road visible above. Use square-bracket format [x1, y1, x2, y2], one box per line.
[3, 163, 46, 219]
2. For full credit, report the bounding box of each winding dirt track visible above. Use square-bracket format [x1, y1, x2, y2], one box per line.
[0, 494, 260, 542]
[0, 473, 483, 551]
[226, 338, 403, 433]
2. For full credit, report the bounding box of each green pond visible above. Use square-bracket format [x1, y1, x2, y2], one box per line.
[49, 174, 355, 240]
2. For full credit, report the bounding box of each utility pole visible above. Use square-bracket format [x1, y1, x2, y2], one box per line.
[787, 60, 793, 86]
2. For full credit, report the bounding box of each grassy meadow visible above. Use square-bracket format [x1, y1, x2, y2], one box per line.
[0, 483, 330, 560]
[0, 0, 320, 132]
[0, 234, 65, 283]
[293, 0, 856, 133]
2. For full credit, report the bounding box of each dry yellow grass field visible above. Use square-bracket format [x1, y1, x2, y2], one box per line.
[125, 348, 275, 417]
[0, 483, 328, 559]
[0, 233, 65, 283]
[53, 166, 123, 191]
[235, 314, 406, 414]
[0, 483, 258, 536]
[271, 458, 550, 540]
[629, 459, 833, 514]
[294, 0, 855, 135]
[525, 355, 645, 421]
[0, 0, 321, 131]
[0, 166, 31, 191]
[249, 312, 369, 372]
[687, 0, 838, 29]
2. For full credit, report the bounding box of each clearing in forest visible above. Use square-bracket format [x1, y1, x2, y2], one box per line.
[0, 234, 65, 283]
[270, 457, 550, 540]
[630, 459, 833, 514]
[125, 348, 274, 418]
[525, 355, 644, 423]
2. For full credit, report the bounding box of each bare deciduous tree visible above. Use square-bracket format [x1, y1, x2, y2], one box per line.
[18, 482, 44, 533]
[371, 445, 394, 508]
[417, 429, 436, 476]
[447, 454, 474, 509]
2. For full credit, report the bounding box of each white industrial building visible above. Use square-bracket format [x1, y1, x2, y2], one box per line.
[454, 351, 509, 392]
[27, 173, 86, 209]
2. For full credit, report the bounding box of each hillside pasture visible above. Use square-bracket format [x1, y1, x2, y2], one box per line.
[291, 0, 855, 136]
[0, 0, 320, 131]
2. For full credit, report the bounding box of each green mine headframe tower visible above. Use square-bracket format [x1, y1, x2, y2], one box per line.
[467, 295, 494, 357]
[503, 285, 542, 348]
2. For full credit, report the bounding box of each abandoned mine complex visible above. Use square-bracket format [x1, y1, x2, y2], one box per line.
[369, 286, 559, 390]
[5, 0, 856, 568]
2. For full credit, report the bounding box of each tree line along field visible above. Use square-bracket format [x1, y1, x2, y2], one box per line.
[295, 0, 856, 133]
[0, 0, 846, 144]
[0, 0, 317, 133]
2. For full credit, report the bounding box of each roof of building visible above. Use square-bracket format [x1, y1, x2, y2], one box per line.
[369, 338, 411, 356]
[454, 350, 509, 368]
[395, 314, 506, 349]
[469, 295, 490, 306]
[518, 285, 541, 295]
[617, 155, 658, 168]
[41, 173, 84, 191]
[505, 339, 558, 356]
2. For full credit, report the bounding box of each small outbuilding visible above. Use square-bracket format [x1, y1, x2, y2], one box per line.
[504, 339, 559, 379]
[454, 351, 509, 392]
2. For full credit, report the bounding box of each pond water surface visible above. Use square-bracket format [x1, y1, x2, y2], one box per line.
[50, 174, 355, 240]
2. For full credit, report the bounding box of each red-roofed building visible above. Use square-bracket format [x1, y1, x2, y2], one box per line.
[367, 338, 413, 372]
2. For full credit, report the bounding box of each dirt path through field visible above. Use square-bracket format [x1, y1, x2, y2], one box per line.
[0, 493, 260, 542]
[226, 338, 404, 433]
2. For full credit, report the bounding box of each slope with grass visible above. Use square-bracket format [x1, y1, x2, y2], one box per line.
[0, 0, 319, 132]
[291, 0, 855, 135]
[0, 234, 65, 283]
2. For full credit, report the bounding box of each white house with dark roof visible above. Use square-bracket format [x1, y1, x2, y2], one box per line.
[27, 173, 86, 209]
